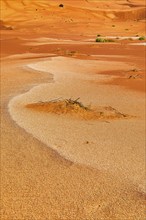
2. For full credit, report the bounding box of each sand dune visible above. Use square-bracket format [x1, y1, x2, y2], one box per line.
[1, 0, 146, 219]
[8, 56, 145, 192]
[1, 0, 145, 36]
[2, 53, 144, 219]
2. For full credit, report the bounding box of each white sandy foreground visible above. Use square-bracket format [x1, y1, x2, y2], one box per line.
[8, 56, 145, 192]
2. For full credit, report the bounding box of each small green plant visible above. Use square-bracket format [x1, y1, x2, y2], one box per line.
[96, 38, 104, 42]
[95, 38, 115, 43]
[138, 36, 145, 40]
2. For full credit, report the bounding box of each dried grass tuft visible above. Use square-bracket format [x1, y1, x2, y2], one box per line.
[26, 98, 130, 120]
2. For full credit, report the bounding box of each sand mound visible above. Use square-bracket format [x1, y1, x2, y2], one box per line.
[26, 98, 129, 120]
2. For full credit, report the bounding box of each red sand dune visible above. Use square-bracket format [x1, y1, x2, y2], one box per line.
[1, 0, 145, 37]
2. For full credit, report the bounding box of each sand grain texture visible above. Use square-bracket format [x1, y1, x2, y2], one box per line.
[1, 0, 146, 219]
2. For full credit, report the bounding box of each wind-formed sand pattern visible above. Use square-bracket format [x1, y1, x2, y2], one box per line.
[8, 56, 145, 193]
[1, 0, 146, 219]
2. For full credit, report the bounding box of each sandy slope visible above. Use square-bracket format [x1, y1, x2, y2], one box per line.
[1, 53, 145, 220]
[1, 0, 146, 219]
[1, 48, 145, 219]
[8, 56, 145, 190]
[1, 0, 146, 37]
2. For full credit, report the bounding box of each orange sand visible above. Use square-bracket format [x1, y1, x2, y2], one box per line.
[1, 0, 146, 219]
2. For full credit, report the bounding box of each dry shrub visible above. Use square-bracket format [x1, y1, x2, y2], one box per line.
[26, 98, 129, 120]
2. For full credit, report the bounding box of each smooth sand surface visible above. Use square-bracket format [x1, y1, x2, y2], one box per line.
[1, 53, 145, 220]
[9, 56, 145, 191]
[1, 0, 146, 219]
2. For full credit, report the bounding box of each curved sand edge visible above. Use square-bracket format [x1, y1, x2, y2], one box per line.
[8, 56, 145, 193]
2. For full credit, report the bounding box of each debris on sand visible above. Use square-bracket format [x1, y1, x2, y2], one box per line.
[128, 74, 140, 79]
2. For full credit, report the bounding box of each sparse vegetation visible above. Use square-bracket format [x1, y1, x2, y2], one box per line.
[64, 98, 89, 110]
[138, 36, 145, 40]
[26, 98, 129, 120]
[59, 4, 64, 7]
[95, 38, 115, 43]
[95, 38, 104, 42]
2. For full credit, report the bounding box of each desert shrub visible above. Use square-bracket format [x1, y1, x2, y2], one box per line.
[26, 98, 129, 120]
[95, 38, 115, 43]
[96, 38, 104, 42]
[138, 36, 145, 40]
[59, 4, 64, 7]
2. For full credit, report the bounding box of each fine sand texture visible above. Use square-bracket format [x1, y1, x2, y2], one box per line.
[1, 0, 146, 219]
[9, 56, 145, 191]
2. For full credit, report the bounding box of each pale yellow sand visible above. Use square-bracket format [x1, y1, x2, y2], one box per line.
[1, 51, 145, 220]
[9, 56, 145, 192]
[1, 0, 146, 219]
